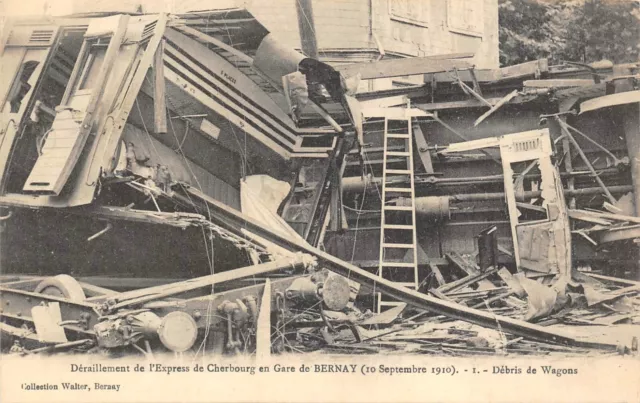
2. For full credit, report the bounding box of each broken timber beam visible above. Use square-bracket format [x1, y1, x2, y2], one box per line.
[474, 89, 519, 127]
[428, 263, 446, 287]
[438, 267, 499, 294]
[175, 186, 622, 350]
[431, 115, 502, 166]
[71, 206, 205, 229]
[102, 255, 310, 310]
[445, 252, 481, 276]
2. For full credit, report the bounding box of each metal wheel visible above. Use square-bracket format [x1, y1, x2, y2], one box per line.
[34, 274, 86, 301]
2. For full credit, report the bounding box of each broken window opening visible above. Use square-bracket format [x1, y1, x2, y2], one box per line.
[4, 61, 39, 114]
[76, 43, 108, 91]
[58, 35, 112, 111]
[3, 29, 87, 195]
[511, 159, 549, 223]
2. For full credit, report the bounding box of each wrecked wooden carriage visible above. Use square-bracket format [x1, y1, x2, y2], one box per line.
[0, 5, 639, 357]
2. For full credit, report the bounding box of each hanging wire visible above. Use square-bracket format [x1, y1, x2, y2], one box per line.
[342, 204, 380, 214]
[268, 300, 323, 339]
[163, 84, 221, 358]
[133, 80, 226, 357]
[349, 166, 369, 264]
[221, 9, 249, 180]
[134, 99, 163, 162]
[346, 148, 388, 312]
[174, 11, 258, 355]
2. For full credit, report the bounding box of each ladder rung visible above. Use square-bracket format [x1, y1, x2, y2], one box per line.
[385, 169, 411, 175]
[384, 205, 413, 211]
[387, 134, 410, 139]
[380, 262, 416, 267]
[387, 132, 409, 136]
[385, 187, 411, 193]
[382, 243, 415, 248]
[383, 224, 414, 230]
[386, 151, 410, 157]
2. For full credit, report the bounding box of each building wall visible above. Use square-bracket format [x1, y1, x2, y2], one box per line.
[375, 0, 498, 68]
[4, 0, 498, 68]
[242, 0, 499, 69]
[244, 0, 370, 55]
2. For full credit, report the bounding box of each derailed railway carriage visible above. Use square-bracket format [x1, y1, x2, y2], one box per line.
[0, 10, 333, 280]
[1, 3, 639, 358]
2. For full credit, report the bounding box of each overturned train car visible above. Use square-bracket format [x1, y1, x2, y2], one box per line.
[0, 11, 341, 283]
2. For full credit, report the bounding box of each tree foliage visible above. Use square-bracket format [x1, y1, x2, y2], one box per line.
[499, 0, 640, 66]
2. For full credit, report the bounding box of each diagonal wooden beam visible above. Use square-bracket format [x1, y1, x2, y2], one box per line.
[412, 124, 434, 174]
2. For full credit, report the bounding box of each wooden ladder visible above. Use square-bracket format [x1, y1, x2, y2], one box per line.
[376, 109, 419, 313]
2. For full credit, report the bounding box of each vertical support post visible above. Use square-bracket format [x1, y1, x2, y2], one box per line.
[329, 156, 341, 232]
[562, 136, 576, 209]
[256, 279, 271, 360]
[553, 114, 577, 209]
[153, 39, 167, 134]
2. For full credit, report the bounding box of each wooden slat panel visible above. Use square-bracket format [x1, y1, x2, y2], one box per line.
[23, 110, 81, 191]
[23, 15, 131, 195]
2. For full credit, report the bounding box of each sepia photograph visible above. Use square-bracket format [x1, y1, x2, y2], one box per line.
[0, 0, 639, 402]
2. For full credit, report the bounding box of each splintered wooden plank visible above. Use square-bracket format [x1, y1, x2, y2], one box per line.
[360, 303, 407, 325]
[569, 209, 640, 225]
[440, 267, 500, 294]
[568, 210, 613, 226]
[474, 89, 519, 127]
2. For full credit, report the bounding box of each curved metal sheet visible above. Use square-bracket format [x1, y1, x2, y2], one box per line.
[580, 90, 640, 114]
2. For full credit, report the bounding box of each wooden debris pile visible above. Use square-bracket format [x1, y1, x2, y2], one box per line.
[283, 255, 640, 356]
[569, 203, 640, 247]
